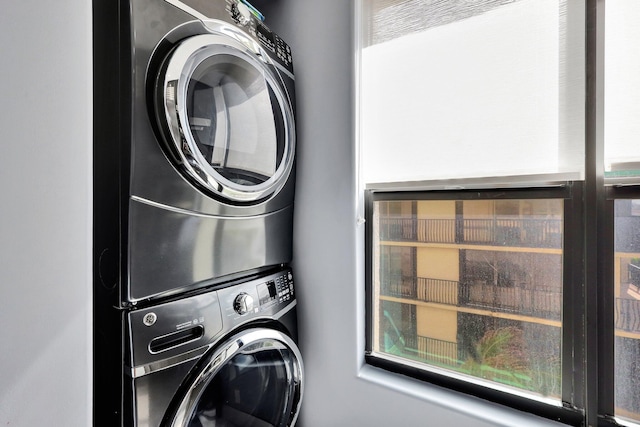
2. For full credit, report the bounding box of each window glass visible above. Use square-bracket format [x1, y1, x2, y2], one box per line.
[188, 345, 298, 426]
[187, 54, 283, 186]
[605, 2, 640, 180]
[361, 0, 584, 184]
[371, 198, 563, 400]
[614, 199, 640, 424]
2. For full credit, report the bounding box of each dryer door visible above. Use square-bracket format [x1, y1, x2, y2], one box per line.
[166, 328, 303, 427]
[154, 27, 295, 204]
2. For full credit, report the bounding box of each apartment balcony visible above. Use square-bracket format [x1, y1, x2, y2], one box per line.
[379, 217, 562, 249]
[383, 274, 418, 299]
[415, 336, 460, 368]
[381, 275, 561, 321]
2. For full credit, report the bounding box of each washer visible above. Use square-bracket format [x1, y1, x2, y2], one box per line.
[121, 268, 302, 426]
[94, 0, 297, 306]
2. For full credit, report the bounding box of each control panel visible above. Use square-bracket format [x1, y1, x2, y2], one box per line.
[225, 0, 294, 74]
[257, 270, 295, 307]
[128, 269, 295, 369]
[256, 25, 293, 72]
[219, 269, 295, 322]
[274, 270, 295, 303]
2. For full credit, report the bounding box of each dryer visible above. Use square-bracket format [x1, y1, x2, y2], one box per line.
[98, 268, 303, 426]
[94, 0, 297, 307]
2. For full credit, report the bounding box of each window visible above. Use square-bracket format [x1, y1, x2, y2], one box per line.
[360, 0, 584, 184]
[605, 1, 640, 180]
[606, 2, 640, 425]
[360, 1, 640, 426]
[365, 190, 580, 423]
[370, 195, 566, 401]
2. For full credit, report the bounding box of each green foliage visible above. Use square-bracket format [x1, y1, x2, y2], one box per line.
[459, 326, 560, 397]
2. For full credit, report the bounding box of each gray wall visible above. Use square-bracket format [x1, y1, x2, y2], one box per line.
[0, 1, 92, 425]
[265, 1, 566, 425]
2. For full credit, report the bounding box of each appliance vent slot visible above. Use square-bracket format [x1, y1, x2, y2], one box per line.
[149, 326, 204, 353]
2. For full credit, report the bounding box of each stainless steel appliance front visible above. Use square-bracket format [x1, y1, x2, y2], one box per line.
[94, 0, 297, 306]
[126, 268, 303, 426]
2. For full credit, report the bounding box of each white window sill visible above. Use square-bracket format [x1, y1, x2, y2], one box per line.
[357, 364, 567, 427]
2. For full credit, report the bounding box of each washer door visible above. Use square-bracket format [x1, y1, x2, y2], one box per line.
[155, 26, 295, 204]
[167, 328, 303, 427]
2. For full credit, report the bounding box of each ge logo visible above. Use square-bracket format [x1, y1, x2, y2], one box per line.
[143, 312, 157, 327]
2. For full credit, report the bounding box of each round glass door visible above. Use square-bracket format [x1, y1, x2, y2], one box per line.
[169, 329, 303, 427]
[157, 29, 295, 203]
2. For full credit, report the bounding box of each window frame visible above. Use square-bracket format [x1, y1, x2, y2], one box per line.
[364, 184, 584, 425]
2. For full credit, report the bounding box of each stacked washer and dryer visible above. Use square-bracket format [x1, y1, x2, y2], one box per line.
[93, 0, 302, 425]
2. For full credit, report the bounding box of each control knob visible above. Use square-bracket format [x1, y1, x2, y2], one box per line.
[234, 293, 255, 315]
[235, 2, 252, 26]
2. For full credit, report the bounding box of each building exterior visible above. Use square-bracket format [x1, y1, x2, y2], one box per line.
[373, 198, 640, 419]
[614, 200, 640, 421]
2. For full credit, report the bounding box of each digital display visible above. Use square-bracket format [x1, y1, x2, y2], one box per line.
[257, 280, 277, 306]
[256, 24, 276, 54]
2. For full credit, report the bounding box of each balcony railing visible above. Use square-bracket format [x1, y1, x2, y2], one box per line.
[382, 275, 457, 305]
[380, 218, 453, 243]
[417, 218, 456, 243]
[616, 298, 640, 333]
[381, 276, 561, 320]
[379, 217, 562, 249]
[382, 274, 417, 299]
[460, 281, 561, 320]
[415, 336, 461, 368]
[417, 277, 459, 306]
[464, 218, 562, 248]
